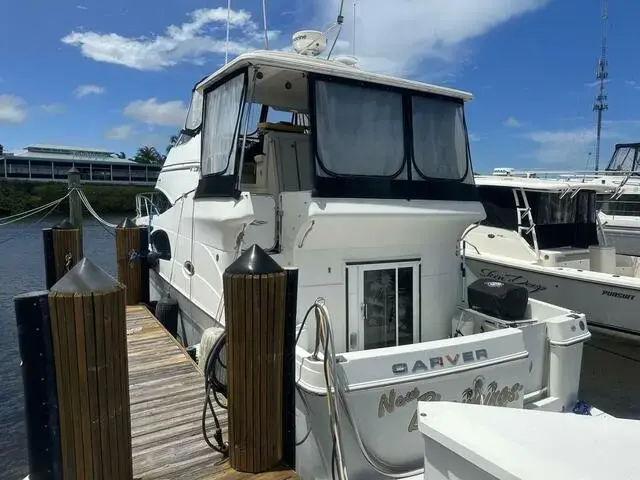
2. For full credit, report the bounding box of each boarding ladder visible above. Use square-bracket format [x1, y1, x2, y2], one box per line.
[512, 187, 539, 255]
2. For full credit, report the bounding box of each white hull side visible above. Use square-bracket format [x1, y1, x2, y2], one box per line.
[465, 256, 640, 337]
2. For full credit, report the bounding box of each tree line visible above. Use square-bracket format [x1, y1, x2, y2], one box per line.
[131, 134, 179, 166]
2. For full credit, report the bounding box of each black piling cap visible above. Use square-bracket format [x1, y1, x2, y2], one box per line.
[225, 244, 283, 275]
[117, 217, 137, 228]
[50, 257, 119, 293]
[52, 219, 75, 229]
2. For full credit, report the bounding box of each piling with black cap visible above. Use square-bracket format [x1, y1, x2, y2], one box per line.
[224, 244, 288, 473]
[42, 219, 83, 290]
[282, 267, 299, 469]
[115, 217, 150, 305]
[14, 291, 62, 480]
[48, 258, 132, 480]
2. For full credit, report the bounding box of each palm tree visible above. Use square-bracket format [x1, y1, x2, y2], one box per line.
[133, 146, 164, 165]
[166, 134, 179, 155]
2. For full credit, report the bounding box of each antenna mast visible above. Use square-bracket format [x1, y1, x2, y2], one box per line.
[225, 0, 231, 64]
[593, 0, 609, 172]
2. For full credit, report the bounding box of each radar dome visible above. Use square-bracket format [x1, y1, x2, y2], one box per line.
[292, 30, 327, 56]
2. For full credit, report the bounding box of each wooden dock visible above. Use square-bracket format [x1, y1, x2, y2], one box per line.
[126, 305, 299, 479]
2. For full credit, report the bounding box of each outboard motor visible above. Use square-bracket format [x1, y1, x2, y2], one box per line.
[467, 278, 528, 321]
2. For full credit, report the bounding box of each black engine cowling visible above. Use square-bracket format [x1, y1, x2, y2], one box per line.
[467, 278, 529, 320]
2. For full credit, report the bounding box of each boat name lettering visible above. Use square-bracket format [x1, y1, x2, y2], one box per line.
[601, 289, 635, 300]
[478, 268, 547, 293]
[377, 376, 524, 432]
[391, 349, 488, 375]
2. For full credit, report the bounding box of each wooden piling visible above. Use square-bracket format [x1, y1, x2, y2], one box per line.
[14, 291, 62, 480]
[223, 244, 287, 473]
[67, 167, 83, 247]
[115, 218, 150, 305]
[282, 267, 299, 469]
[48, 257, 132, 480]
[43, 220, 83, 290]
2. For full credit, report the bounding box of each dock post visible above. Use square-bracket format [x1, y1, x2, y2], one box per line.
[42, 219, 83, 290]
[283, 267, 299, 469]
[115, 217, 150, 305]
[223, 244, 287, 473]
[67, 167, 83, 247]
[48, 257, 132, 480]
[14, 291, 62, 480]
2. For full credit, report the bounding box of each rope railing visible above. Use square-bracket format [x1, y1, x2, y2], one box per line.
[77, 189, 119, 229]
[0, 193, 72, 246]
[0, 192, 71, 227]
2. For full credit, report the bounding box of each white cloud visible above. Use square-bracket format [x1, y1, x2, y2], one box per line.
[504, 116, 522, 128]
[61, 8, 276, 70]
[75, 84, 105, 97]
[0, 94, 27, 123]
[625, 80, 640, 90]
[106, 124, 135, 140]
[520, 127, 621, 165]
[41, 103, 65, 114]
[468, 132, 482, 142]
[585, 78, 611, 88]
[315, 0, 551, 76]
[123, 98, 187, 127]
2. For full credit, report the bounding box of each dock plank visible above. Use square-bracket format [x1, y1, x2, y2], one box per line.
[126, 305, 298, 479]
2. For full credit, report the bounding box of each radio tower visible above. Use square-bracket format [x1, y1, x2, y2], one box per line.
[593, 0, 609, 172]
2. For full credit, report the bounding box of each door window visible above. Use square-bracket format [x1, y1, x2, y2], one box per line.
[347, 262, 420, 351]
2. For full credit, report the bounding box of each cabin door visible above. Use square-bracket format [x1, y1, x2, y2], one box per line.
[346, 261, 420, 352]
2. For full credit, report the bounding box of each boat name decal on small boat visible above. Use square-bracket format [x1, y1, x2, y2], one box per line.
[391, 349, 488, 375]
[601, 289, 635, 300]
[478, 268, 547, 293]
[378, 376, 524, 432]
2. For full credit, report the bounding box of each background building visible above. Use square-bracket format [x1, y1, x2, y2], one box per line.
[0, 144, 160, 186]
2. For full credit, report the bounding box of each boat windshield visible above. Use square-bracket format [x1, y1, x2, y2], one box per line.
[605, 143, 640, 172]
[175, 89, 203, 146]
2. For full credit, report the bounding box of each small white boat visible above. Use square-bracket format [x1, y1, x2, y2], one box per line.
[417, 401, 626, 480]
[134, 29, 606, 480]
[487, 143, 640, 257]
[577, 143, 640, 257]
[464, 171, 640, 339]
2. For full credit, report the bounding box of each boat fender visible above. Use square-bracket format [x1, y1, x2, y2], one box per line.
[155, 295, 179, 338]
[199, 326, 226, 370]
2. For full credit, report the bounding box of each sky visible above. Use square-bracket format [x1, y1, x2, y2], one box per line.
[0, 0, 638, 173]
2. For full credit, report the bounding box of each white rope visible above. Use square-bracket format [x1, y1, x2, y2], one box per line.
[0, 193, 71, 245]
[0, 192, 71, 227]
[77, 189, 118, 228]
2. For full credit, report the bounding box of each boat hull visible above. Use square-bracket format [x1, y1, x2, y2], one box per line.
[465, 256, 640, 338]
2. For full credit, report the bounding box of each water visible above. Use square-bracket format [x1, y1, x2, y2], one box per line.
[0, 215, 122, 479]
[1, 217, 640, 477]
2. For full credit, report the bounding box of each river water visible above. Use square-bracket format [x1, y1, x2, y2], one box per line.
[1, 216, 640, 478]
[0, 215, 121, 479]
